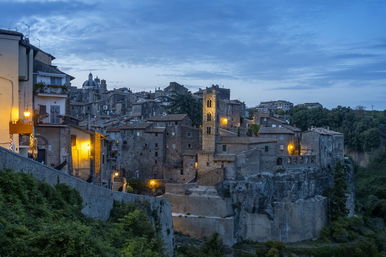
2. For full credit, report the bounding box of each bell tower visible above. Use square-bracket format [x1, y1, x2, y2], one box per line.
[202, 88, 219, 152]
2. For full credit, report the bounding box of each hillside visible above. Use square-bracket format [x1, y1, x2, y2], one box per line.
[0, 170, 164, 257]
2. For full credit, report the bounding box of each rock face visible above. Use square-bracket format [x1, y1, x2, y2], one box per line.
[0, 147, 174, 257]
[165, 165, 357, 246]
[222, 167, 331, 243]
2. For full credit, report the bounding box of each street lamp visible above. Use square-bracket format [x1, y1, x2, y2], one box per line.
[23, 110, 31, 118]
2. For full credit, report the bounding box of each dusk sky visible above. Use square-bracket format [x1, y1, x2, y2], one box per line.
[1, 0, 386, 109]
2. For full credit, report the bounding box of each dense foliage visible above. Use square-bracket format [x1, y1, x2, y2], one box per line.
[177, 233, 225, 257]
[325, 162, 349, 222]
[167, 93, 202, 126]
[0, 170, 164, 257]
[288, 106, 386, 152]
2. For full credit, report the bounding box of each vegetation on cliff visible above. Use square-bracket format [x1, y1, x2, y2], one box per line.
[288, 106, 386, 152]
[233, 153, 386, 257]
[0, 170, 164, 257]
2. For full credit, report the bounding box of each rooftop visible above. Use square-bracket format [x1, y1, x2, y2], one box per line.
[147, 114, 188, 122]
[258, 126, 295, 135]
[306, 127, 343, 136]
[219, 136, 277, 144]
[107, 122, 152, 132]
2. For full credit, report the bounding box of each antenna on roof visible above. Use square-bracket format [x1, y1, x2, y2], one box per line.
[22, 22, 30, 38]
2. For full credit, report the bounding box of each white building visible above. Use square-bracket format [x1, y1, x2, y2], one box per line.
[0, 29, 34, 154]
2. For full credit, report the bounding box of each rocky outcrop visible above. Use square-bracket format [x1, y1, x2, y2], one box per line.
[220, 167, 331, 243]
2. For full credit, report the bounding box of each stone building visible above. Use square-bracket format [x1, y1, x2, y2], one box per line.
[106, 114, 200, 182]
[163, 87, 347, 246]
[257, 100, 294, 112]
[301, 127, 344, 170]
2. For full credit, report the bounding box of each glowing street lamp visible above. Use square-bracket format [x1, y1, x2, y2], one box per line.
[287, 143, 295, 155]
[114, 171, 119, 177]
[23, 110, 31, 118]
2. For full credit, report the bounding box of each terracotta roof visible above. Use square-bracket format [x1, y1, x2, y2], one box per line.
[258, 127, 295, 135]
[147, 114, 188, 122]
[219, 136, 277, 144]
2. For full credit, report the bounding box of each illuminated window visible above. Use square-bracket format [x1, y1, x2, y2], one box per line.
[207, 113, 212, 121]
[207, 99, 212, 108]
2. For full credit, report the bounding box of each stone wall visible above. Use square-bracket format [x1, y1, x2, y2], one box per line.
[0, 147, 174, 256]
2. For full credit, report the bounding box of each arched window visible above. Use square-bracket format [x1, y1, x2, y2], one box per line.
[207, 99, 212, 108]
[207, 113, 212, 121]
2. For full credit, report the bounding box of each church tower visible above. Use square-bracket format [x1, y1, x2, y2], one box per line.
[202, 88, 219, 152]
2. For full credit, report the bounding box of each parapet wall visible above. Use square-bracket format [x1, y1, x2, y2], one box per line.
[0, 147, 174, 256]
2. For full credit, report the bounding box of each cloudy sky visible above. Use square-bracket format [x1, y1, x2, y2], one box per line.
[1, 0, 386, 109]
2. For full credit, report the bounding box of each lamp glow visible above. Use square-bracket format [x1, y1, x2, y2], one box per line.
[287, 143, 295, 155]
[23, 110, 31, 118]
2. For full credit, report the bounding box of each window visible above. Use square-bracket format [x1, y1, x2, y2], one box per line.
[155, 151, 158, 157]
[207, 99, 212, 108]
[187, 132, 192, 137]
[180, 169, 184, 175]
[264, 145, 269, 152]
[50, 76, 62, 85]
[155, 160, 158, 164]
[207, 113, 212, 121]
[175, 121, 178, 125]
[71, 135, 76, 147]
[155, 133, 158, 137]
[222, 145, 227, 152]
[206, 127, 211, 134]
[155, 143, 158, 148]
[39, 105, 47, 115]
[50, 105, 60, 124]
[276, 158, 283, 165]
[206, 162, 210, 167]
[188, 143, 192, 149]
[280, 145, 284, 150]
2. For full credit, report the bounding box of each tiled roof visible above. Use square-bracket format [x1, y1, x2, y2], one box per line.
[306, 127, 343, 135]
[258, 127, 295, 134]
[219, 136, 277, 144]
[107, 122, 152, 132]
[147, 114, 188, 122]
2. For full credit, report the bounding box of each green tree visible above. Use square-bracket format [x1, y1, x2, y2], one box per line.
[326, 163, 349, 222]
[167, 93, 202, 126]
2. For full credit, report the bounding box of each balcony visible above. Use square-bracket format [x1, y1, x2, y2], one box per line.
[33, 83, 68, 97]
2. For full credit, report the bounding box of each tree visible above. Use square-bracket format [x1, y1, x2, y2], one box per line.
[326, 163, 349, 222]
[167, 94, 202, 126]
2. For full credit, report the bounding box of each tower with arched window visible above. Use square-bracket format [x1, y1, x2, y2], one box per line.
[202, 88, 219, 152]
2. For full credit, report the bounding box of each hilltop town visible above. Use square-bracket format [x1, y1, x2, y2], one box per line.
[0, 29, 358, 254]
